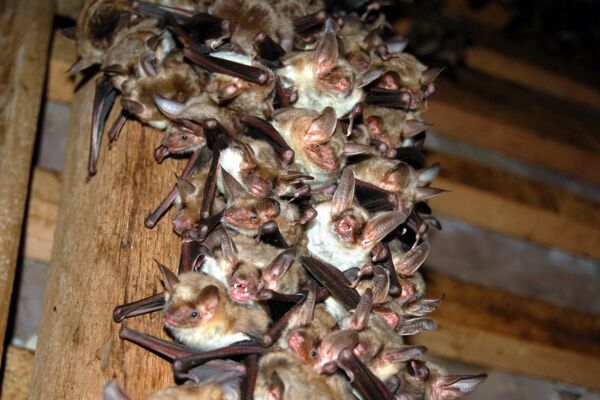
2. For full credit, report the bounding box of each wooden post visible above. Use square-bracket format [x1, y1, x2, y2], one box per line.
[0, 0, 54, 361]
[31, 83, 185, 397]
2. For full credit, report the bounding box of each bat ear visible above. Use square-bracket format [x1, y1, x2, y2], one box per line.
[383, 161, 411, 185]
[217, 82, 244, 102]
[314, 19, 338, 76]
[199, 285, 221, 311]
[220, 229, 239, 266]
[267, 371, 285, 400]
[156, 260, 179, 294]
[395, 241, 430, 276]
[403, 119, 430, 138]
[331, 168, 355, 217]
[234, 139, 258, 168]
[297, 281, 317, 326]
[305, 107, 337, 144]
[422, 67, 444, 86]
[360, 211, 408, 248]
[154, 94, 186, 118]
[397, 317, 437, 336]
[221, 167, 246, 199]
[175, 175, 199, 204]
[263, 249, 295, 285]
[355, 68, 383, 88]
[415, 186, 447, 202]
[416, 163, 441, 185]
[431, 374, 486, 399]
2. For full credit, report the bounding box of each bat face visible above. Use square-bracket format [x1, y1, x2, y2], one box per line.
[287, 329, 321, 366]
[333, 210, 367, 244]
[223, 197, 280, 231]
[313, 330, 360, 374]
[303, 141, 341, 172]
[164, 284, 220, 330]
[161, 129, 206, 156]
[228, 262, 263, 303]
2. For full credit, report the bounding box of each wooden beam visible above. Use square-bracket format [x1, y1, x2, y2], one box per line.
[428, 71, 600, 187]
[411, 271, 600, 390]
[23, 169, 61, 264]
[444, 0, 516, 30]
[464, 46, 600, 110]
[0, 0, 54, 362]
[0, 345, 35, 400]
[47, 30, 76, 104]
[31, 77, 184, 399]
[429, 151, 600, 261]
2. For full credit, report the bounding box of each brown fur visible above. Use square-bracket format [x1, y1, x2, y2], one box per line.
[255, 351, 354, 400]
[163, 272, 270, 349]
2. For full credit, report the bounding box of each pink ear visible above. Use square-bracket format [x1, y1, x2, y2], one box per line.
[314, 19, 339, 76]
[175, 175, 198, 204]
[200, 285, 221, 311]
[156, 260, 179, 294]
[305, 107, 337, 144]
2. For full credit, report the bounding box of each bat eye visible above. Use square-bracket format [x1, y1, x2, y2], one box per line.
[181, 135, 188, 140]
[249, 213, 258, 221]
[190, 310, 199, 318]
[310, 349, 318, 358]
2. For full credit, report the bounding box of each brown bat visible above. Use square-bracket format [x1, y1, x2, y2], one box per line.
[203, 51, 276, 118]
[277, 19, 373, 117]
[367, 53, 443, 111]
[350, 157, 446, 215]
[153, 92, 239, 136]
[158, 263, 270, 351]
[271, 107, 349, 191]
[361, 105, 429, 158]
[305, 168, 407, 272]
[72, 0, 133, 71]
[103, 359, 246, 400]
[118, 51, 207, 130]
[220, 169, 315, 247]
[172, 164, 226, 236]
[254, 293, 356, 400]
[223, 236, 307, 303]
[254, 349, 356, 400]
[207, 0, 295, 52]
[217, 137, 282, 197]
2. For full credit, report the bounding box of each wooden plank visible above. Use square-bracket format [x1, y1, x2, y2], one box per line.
[411, 271, 600, 390]
[428, 72, 600, 187]
[429, 151, 600, 261]
[22, 169, 61, 264]
[30, 78, 184, 399]
[0, 345, 35, 400]
[444, 0, 516, 30]
[428, 216, 600, 316]
[0, 0, 54, 363]
[436, 14, 600, 96]
[465, 46, 600, 111]
[47, 30, 76, 104]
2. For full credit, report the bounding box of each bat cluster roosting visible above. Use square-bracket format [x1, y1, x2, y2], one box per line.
[70, 0, 486, 398]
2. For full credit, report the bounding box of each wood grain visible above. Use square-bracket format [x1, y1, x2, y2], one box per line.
[465, 46, 600, 110]
[30, 82, 186, 399]
[22, 169, 61, 263]
[0, 0, 54, 362]
[429, 151, 600, 261]
[0, 345, 35, 400]
[428, 73, 600, 186]
[412, 271, 600, 390]
[46, 30, 76, 104]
